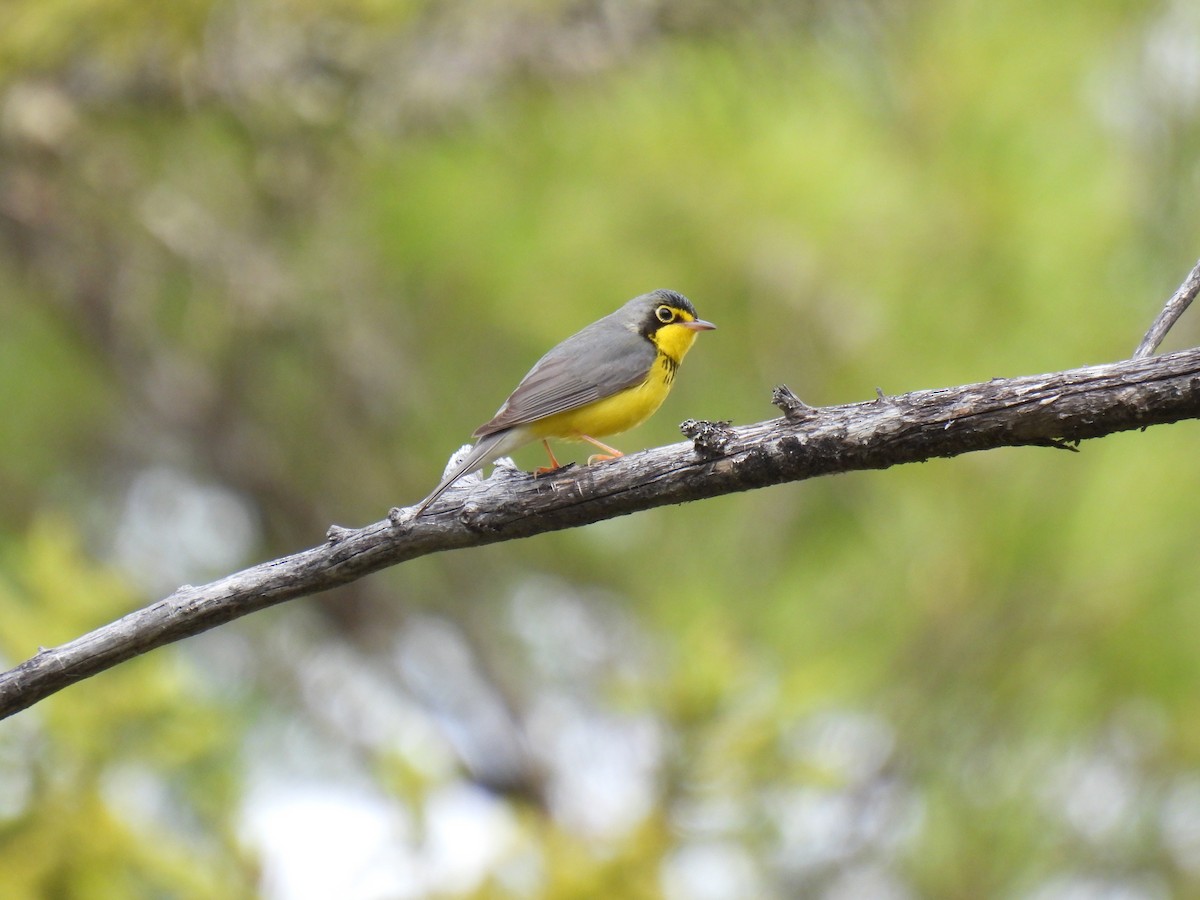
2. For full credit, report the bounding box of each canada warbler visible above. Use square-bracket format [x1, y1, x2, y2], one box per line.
[416, 289, 715, 515]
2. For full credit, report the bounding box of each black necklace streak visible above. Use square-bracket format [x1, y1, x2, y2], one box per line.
[659, 353, 679, 385]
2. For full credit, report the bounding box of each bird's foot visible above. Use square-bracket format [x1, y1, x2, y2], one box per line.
[534, 462, 575, 478]
[578, 434, 624, 462]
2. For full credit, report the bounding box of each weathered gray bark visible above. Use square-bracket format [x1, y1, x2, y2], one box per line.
[2, 259, 1199, 720]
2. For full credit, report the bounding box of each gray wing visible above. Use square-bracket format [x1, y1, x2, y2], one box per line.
[474, 314, 654, 437]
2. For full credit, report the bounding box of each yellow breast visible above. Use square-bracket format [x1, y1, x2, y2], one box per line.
[529, 353, 678, 441]
[527, 321, 702, 442]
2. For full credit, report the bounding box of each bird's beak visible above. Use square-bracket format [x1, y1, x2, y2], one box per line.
[682, 318, 716, 331]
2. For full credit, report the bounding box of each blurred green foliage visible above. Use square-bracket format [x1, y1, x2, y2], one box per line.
[0, 519, 253, 898]
[3, 0, 1200, 897]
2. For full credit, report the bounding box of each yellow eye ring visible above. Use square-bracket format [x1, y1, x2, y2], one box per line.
[655, 305, 675, 324]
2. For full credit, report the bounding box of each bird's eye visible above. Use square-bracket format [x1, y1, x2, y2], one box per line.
[655, 305, 676, 324]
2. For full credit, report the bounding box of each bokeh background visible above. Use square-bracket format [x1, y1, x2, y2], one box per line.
[4, 1, 1200, 897]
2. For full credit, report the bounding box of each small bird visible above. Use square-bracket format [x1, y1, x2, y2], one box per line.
[416, 289, 715, 515]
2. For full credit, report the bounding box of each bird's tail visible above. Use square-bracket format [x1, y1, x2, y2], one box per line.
[415, 429, 525, 515]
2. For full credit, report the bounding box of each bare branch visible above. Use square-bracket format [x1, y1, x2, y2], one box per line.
[1134, 258, 1200, 358]
[5, 347, 1200, 719]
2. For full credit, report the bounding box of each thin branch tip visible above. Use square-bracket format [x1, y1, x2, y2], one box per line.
[1133, 257, 1200, 359]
